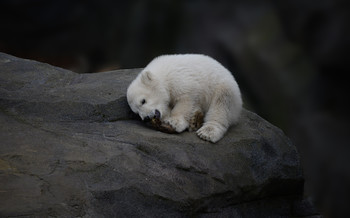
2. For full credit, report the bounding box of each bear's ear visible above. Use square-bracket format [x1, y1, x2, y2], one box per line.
[141, 71, 153, 84]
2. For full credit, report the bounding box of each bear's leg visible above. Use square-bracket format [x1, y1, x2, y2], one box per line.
[197, 99, 231, 143]
[163, 98, 197, 133]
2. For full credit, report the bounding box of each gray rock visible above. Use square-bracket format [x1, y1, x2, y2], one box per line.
[0, 52, 315, 217]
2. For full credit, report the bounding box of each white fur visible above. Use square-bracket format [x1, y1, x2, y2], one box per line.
[127, 54, 242, 143]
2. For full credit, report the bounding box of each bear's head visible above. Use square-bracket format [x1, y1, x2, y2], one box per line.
[127, 70, 170, 121]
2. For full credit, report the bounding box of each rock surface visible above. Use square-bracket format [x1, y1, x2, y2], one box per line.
[0, 52, 318, 217]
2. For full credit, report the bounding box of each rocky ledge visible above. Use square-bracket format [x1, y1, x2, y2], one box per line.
[0, 52, 319, 217]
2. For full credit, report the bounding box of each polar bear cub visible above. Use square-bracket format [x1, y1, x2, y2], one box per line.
[127, 54, 242, 143]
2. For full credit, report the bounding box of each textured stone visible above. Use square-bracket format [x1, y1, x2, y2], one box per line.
[0, 52, 314, 217]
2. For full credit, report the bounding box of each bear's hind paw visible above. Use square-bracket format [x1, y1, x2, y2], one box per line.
[197, 124, 225, 143]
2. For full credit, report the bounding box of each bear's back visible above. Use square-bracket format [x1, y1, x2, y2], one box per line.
[143, 54, 239, 105]
[144, 54, 233, 82]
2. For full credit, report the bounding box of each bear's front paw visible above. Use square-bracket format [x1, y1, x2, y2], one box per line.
[197, 123, 226, 143]
[163, 116, 188, 133]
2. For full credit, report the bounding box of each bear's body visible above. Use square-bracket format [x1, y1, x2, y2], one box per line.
[127, 54, 242, 143]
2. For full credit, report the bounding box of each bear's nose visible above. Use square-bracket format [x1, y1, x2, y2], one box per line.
[155, 109, 161, 119]
[144, 116, 151, 122]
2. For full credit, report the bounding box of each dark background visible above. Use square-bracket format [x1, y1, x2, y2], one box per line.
[1, 0, 349, 217]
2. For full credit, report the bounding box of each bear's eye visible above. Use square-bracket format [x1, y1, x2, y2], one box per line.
[141, 99, 146, 105]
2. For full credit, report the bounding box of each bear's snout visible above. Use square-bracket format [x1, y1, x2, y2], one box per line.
[143, 109, 161, 122]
